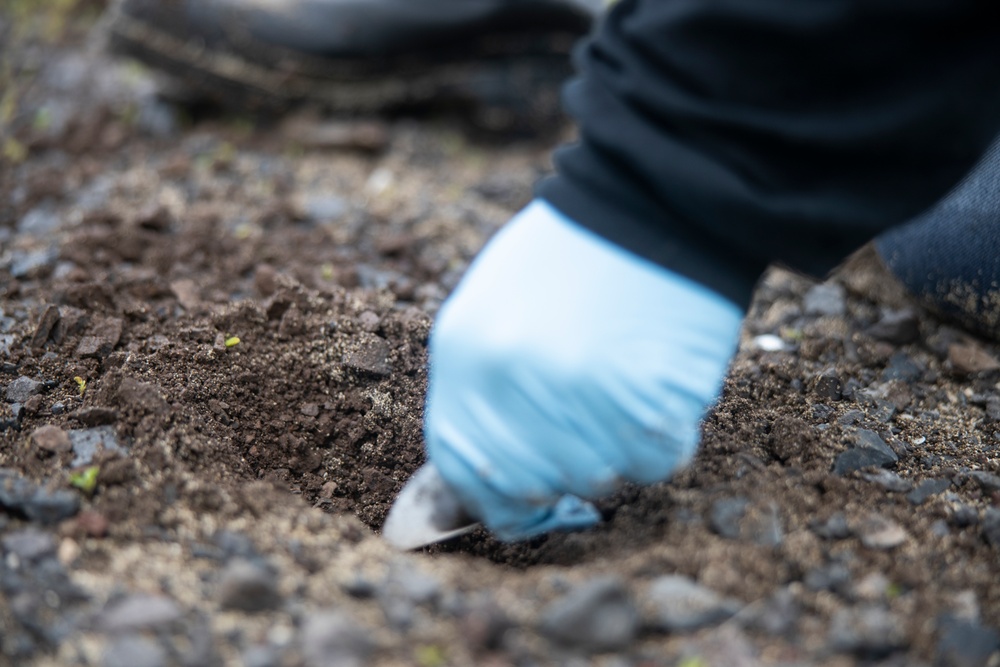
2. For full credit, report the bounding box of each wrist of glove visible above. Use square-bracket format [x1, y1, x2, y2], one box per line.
[424, 200, 744, 541]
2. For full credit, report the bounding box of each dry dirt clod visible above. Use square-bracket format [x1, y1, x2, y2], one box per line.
[30, 424, 72, 454]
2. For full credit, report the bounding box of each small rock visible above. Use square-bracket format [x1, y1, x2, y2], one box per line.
[103, 635, 167, 667]
[10, 247, 59, 279]
[25, 486, 81, 524]
[300, 195, 348, 223]
[538, 577, 639, 652]
[851, 572, 890, 602]
[881, 352, 924, 382]
[217, 559, 282, 612]
[834, 429, 898, 475]
[2, 528, 57, 561]
[69, 425, 126, 467]
[30, 425, 72, 454]
[804, 562, 851, 593]
[30, 305, 60, 349]
[75, 317, 124, 359]
[752, 334, 786, 352]
[71, 407, 119, 426]
[982, 508, 1000, 548]
[950, 504, 979, 528]
[906, 478, 952, 505]
[383, 561, 441, 606]
[710, 497, 749, 540]
[857, 515, 908, 550]
[948, 342, 1000, 375]
[74, 510, 110, 537]
[242, 645, 282, 667]
[341, 334, 392, 377]
[838, 409, 865, 426]
[741, 587, 798, 635]
[866, 309, 920, 345]
[861, 469, 913, 493]
[811, 513, 852, 540]
[804, 282, 846, 317]
[967, 471, 1000, 494]
[100, 594, 183, 632]
[812, 369, 843, 401]
[169, 279, 201, 312]
[300, 610, 375, 667]
[829, 606, 906, 656]
[18, 206, 62, 236]
[6, 376, 43, 403]
[935, 615, 1000, 667]
[644, 575, 740, 632]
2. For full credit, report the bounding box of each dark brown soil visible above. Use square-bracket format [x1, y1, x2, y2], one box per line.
[2, 4, 998, 667]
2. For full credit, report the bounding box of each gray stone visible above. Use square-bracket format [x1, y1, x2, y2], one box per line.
[811, 513, 852, 540]
[18, 206, 62, 236]
[539, 577, 639, 652]
[69, 425, 126, 467]
[804, 562, 851, 593]
[803, 282, 846, 317]
[710, 497, 749, 540]
[341, 334, 392, 377]
[982, 508, 1000, 548]
[906, 478, 952, 505]
[828, 606, 906, 656]
[23, 487, 80, 524]
[301, 195, 348, 223]
[835, 429, 898, 475]
[645, 575, 740, 632]
[866, 309, 920, 345]
[9, 247, 59, 279]
[99, 594, 183, 632]
[935, 615, 1000, 667]
[812, 369, 843, 401]
[2, 528, 57, 561]
[217, 559, 282, 612]
[857, 515, 909, 550]
[861, 470, 913, 493]
[103, 635, 167, 667]
[382, 561, 441, 605]
[741, 587, 798, 635]
[967, 471, 1000, 494]
[300, 610, 375, 667]
[881, 352, 924, 382]
[837, 409, 865, 426]
[6, 376, 43, 403]
[242, 646, 282, 667]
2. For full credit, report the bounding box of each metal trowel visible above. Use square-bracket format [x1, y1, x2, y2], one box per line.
[382, 463, 480, 550]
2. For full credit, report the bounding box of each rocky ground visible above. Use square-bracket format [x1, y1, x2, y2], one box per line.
[1, 4, 999, 667]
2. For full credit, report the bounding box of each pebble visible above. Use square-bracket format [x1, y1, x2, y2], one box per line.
[866, 309, 920, 345]
[981, 508, 1000, 548]
[828, 606, 906, 656]
[948, 342, 1000, 375]
[30, 424, 72, 454]
[0, 471, 80, 523]
[341, 334, 393, 377]
[2, 528, 57, 561]
[242, 645, 282, 667]
[935, 614, 1000, 667]
[967, 471, 1000, 494]
[300, 195, 348, 223]
[6, 376, 43, 403]
[906, 478, 952, 505]
[710, 497, 749, 540]
[9, 247, 59, 278]
[300, 610, 375, 667]
[18, 206, 62, 236]
[834, 429, 898, 475]
[30, 304, 60, 349]
[69, 425, 126, 467]
[99, 594, 183, 632]
[861, 470, 913, 493]
[881, 352, 924, 383]
[804, 562, 851, 594]
[538, 577, 639, 652]
[811, 513, 852, 540]
[803, 282, 846, 317]
[103, 635, 167, 667]
[644, 575, 740, 632]
[217, 559, 282, 612]
[741, 587, 798, 635]
[752, 334, 786, 352]
[857, 515, 909, 550]
[74, 317, 124, 360]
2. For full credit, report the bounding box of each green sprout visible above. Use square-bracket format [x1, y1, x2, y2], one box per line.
[414, 645, 446, 667]
[73, 376, 87, 396]
[224, 336, 241, 348]
[69, 466, 100, 494]
[678, 657, 708, 667]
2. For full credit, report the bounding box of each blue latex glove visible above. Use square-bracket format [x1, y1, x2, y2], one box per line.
[424, 200, 744, 541]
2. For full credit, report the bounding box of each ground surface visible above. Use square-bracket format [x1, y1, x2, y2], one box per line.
[1, 4, 999, 667]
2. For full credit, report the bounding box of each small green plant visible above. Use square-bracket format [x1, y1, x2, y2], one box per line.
[414, 645, 446, 667]
[224, 336, 241, 348]
[69, 466, 100, 494]
[73, 376, 87, 396]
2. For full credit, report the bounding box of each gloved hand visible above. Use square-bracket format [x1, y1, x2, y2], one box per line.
[424, 200, 744, 541]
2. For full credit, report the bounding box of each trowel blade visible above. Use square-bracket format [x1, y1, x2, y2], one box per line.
[382, 463, 479, 550]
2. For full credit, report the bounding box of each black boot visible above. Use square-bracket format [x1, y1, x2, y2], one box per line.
[876, 135, 1000, 341]
[104, 0, 600, 123]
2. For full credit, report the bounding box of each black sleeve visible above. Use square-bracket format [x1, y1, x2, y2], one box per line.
[537, 0, 1000, 309]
